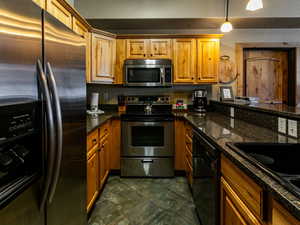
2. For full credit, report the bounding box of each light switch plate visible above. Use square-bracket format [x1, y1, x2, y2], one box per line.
[288, 119, 298, 138]
[230, 107, 234, 118]
[278, 117, 287, 134]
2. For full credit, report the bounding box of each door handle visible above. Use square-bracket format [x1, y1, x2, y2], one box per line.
[141, 159, 154, 163]
[46, 62, 63, 204]
[37, 60, 56, 211]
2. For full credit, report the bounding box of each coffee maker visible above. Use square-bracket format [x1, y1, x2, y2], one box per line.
[193, 89, 208, 113]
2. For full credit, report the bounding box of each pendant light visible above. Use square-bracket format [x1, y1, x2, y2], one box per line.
[246, 0, 263, 11]
[220, 0, 233, 32]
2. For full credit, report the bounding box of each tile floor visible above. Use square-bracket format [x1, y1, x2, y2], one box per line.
[88, 176, 200, 225]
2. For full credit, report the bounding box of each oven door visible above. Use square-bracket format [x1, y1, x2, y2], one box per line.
[125, 65, 163, 87]
[122, 121, 174, 157]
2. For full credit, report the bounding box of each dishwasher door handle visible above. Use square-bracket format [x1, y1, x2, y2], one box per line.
[141, 159, 154, 163]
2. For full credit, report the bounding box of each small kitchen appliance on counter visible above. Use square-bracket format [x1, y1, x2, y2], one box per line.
[193, 89, 208, 113]
[121, 95, 174, 177]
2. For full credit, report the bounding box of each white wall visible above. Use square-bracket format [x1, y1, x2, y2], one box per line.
[66, 0, 74, 7]
[75, 0, 300, 19]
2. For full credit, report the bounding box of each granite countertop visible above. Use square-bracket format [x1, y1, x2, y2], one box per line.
[86, 110, 300, 219]
[180, 112, 300, 220]
[86, 112, 121, 134]
[210, 99, 300, 119]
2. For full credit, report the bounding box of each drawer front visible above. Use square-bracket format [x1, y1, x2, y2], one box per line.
[99, 121, 110, 140]
[87, 129, 98, 153]
[221, 155, 264, 219]
[121, 158, 174, 177]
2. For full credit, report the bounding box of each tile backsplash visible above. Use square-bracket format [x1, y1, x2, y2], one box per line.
[87, 84, 212, 105]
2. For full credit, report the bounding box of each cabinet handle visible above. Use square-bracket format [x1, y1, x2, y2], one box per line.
[143, 54, 146, 57]
[191, 77, 194, 80]
[150, 54, 153, 57]
[92, 139, 97, 144]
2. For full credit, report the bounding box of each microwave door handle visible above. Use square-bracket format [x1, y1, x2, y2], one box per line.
[46, 62, 63, 204]
[37, 60, 56, 211]
[160, 68, 165, 85]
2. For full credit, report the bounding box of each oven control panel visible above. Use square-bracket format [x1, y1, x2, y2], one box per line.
[125, 96, 171, 105]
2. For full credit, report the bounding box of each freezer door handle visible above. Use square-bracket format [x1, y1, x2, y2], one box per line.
[36, 59, 56, 211]
[46, 62, 63, 204]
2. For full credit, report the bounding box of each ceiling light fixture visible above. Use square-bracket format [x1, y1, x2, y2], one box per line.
[246, 0, 263, 11]
[220, 0, 233, 33]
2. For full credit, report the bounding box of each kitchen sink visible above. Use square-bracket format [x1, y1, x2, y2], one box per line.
[227, 142, 300, 198]
[229, 142, 300, 175]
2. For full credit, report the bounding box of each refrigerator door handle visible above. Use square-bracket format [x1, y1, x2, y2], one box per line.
[36, 59, 56, 211]
[46, 62, 63, 204]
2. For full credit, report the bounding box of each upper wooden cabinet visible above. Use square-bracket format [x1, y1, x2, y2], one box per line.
[126, 39, 172, 59]
[126, 39, 148, 59]
[173, 39, 197, 83]
[32, 0, 45, 8]
[46, 0, 72, 28]
[149, 39, 172, 59]
[91, 34, 116, 83]
[72, 17, 88, 38]
[197, 39, 220, 83]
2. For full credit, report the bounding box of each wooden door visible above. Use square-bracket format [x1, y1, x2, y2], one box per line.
[245, 49, 288, 103]
[149, 39, 171, 59]
[46, 0, 72, 28]
[92, 35, 116, 83]
[197, 39, 219, 83]
[221, 178, 262, 225]
[173, 39, 197, 83]
[87, 153, 98, 212]
[110, 119, 121, 170]
[126, 39, 148, 59]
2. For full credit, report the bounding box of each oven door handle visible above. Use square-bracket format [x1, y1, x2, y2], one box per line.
[141, 159, 154, 163]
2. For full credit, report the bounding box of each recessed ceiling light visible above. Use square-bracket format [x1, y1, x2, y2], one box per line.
[246, 0, 263, 11]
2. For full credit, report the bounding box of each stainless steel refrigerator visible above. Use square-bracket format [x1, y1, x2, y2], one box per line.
[0, 0, 86, 225]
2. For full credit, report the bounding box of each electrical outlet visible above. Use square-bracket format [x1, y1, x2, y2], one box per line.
[230, 118, 235, 128]
[288, 119, 298, 138]
[230, 107, 234, 118]
[278, 117, 287, 134]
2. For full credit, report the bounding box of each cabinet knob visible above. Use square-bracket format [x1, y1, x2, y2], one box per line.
[92, 139, 97, 144]
[150, 54, 153, 57]
[143, 54, 146, 57]
[191, 77, 194, 80]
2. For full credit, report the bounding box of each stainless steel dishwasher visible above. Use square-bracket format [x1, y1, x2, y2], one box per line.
[192, 130, 220, 225]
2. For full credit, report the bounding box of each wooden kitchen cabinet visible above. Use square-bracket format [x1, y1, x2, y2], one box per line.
[32, 0, 45, 8]
[173, 38, 197, 83]
[87, 152, 98, 212]
[149, 39, 172, 59]
[91, 34, 116, 83]
[221, 177, 262, 225]
[184, 122, 193, 186]
[126, 39, 148, 59]
[272, 200, 300, 225]
[46, 0, 72, 28]
[197, 39, 219, 83]
[72, 17, 88, 38]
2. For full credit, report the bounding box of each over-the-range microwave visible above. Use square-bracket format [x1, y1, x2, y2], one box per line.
[124, 59, 172, 87]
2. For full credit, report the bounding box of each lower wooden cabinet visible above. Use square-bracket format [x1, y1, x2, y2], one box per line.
[175, 119, 185, 171]
[272, 200, 300, 225]
[87, 152, 98, 212]
[221, 177, 262, 225]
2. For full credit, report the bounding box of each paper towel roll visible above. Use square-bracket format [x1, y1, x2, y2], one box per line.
[91, 93, 99, 111]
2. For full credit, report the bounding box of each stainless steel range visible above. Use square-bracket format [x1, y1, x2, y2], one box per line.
[121, 96, 174, 177]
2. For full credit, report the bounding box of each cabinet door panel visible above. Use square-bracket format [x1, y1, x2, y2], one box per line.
[149, 39, 171, 59]
[91, 35, 116, 83]
[46, 0, 72, 28]
[126, 39, 148, 59]
[173, 39, 196, 83]
[87, 153, 98, 211]
[72, 17, 87, 38]
[197, 39, 219, 83]
[99, 147, 105, 189]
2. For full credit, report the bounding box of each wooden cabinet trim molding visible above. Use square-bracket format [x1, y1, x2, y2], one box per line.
[117, 34, 224, 39]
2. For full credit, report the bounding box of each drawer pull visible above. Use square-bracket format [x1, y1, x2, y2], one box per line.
[141, 159, 154, 163]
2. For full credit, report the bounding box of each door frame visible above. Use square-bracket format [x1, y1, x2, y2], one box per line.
[236, 43, 299, 106]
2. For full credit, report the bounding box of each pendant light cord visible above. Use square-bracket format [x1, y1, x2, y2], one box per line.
[226, 0, 230, 21]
